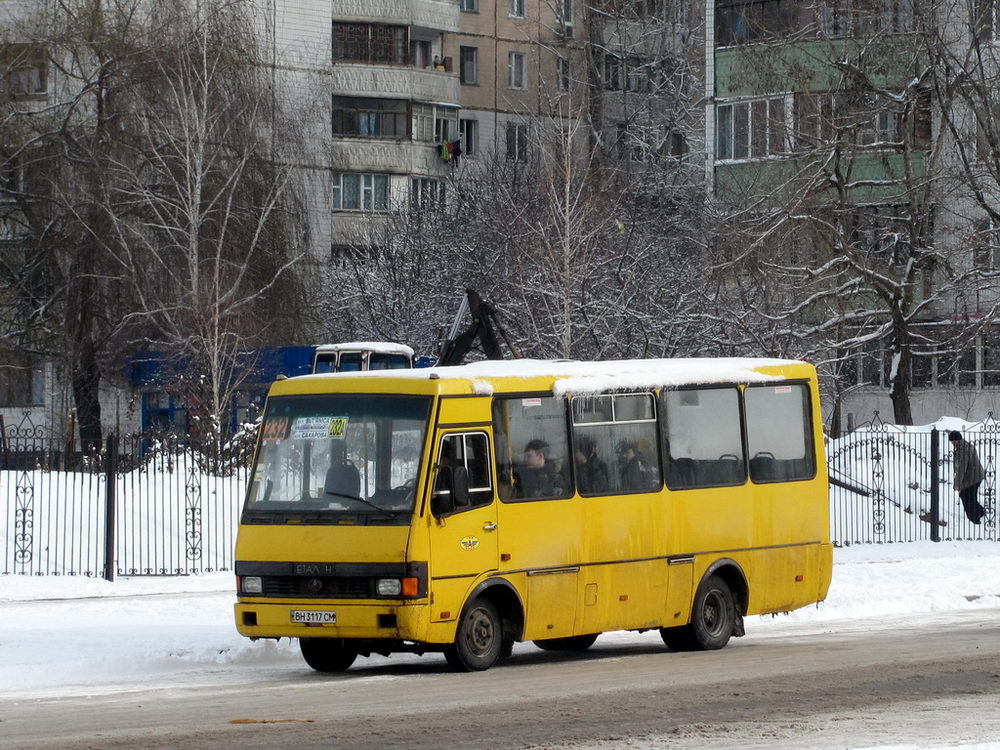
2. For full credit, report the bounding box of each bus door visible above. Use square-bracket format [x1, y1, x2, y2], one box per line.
[427, 431, 499, 621]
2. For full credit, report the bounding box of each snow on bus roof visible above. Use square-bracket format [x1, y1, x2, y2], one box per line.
[300, 357, 797, 394]
[312, 341, 415, 356]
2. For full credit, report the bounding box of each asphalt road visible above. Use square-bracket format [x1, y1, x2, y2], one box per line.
[5, 610, 1000, 750]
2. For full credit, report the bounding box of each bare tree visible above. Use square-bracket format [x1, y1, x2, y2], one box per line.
[0, 0, 308, 444]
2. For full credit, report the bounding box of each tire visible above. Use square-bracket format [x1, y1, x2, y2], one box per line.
[444, 598, 503, 672]
[661, 575, 736, 652]
[533, 633, 599, 652]
[659, 625, 697, 652]
[299, 637, 358, 672]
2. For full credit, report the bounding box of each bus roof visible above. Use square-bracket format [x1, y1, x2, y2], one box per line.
[275, 357, 811, 398]
[312, 342, 415, 357]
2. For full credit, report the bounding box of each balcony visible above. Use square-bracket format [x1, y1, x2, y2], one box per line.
[332, 0, 460, 33]
[328, 138, 449, 175]
[331, 63, 460, 106]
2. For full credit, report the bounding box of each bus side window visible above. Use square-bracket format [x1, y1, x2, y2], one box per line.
[572, 393, 660, 496]
[661, 387, 745, 490]
[433, 432, 494, 509]
[744, 384, 815, 482]
[492, 396, 572, 501]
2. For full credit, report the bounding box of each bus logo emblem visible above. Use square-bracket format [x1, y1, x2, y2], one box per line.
[460, 536, 479, 551]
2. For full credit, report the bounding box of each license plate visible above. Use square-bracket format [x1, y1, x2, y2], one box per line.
[291, 610, 336, 624]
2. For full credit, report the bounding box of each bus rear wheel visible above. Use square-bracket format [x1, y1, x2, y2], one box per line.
[661, 574, 736, 652]
[533, 634, 599, 652]
[299, 637, 358, 672]
[444, 598, 503, 672]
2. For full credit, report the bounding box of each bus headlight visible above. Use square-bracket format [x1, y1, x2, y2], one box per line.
[377, 578, 402, 596]
[242, 576, 263, 594]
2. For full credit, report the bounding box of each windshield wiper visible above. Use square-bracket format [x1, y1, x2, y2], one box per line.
[324, 491, 395, 514]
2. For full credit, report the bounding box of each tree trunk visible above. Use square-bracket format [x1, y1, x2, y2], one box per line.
[889, 341, 913, 426]
[71, 333, 103, 447]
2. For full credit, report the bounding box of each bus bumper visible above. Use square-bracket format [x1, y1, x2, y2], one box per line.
[234, 600, 452, 643]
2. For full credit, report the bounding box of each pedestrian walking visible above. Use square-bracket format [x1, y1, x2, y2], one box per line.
[950, 430, 986, 524]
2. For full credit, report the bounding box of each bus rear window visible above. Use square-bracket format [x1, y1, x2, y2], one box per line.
[744, 383, 815, 482]
[662, 387, 745, 489]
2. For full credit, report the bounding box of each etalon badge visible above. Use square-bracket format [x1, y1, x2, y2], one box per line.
[460, 536, 480, 551]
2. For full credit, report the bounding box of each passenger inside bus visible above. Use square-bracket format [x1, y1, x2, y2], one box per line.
[617, 440, 657, 492]
[515, 439, 567, 499]
[574, 436, 610, 494]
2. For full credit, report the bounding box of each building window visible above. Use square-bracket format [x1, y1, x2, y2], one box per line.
[0, 348, 43, 407]
[332, 97, 408, 138]
[460, 46, 478, 85]
[716, 97, 786, 161]
[604, 54, 622, 91]
[412, 103, 458, 142]
[559, 0, 574, 36]
[508, 51, 526, 89]
[973, 221, 1000, 272]
[332, 173, 390, 212]
[557, 56, 571, 92]
[1, 45, 47, 96]
[332, 23, 408, 65]
[626, 56, 652, 92]
[795, 92, 907, 149]
[715, 0, 792, 46]
[632, 0, 665, 18]
[410, 39, 432, 69]
[509, 0, 526, 18]
[460, 118, 478, 156]
[460, 0, 479, 11]
[849, 204, 914, 265]
[668, 130, 688, 156]
[817, 0, 916, 37]
[506, 122, 529, 161]
[411, 177, 446, 209]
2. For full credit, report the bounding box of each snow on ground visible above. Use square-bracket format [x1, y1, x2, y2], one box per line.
[2, 541, 999, 702]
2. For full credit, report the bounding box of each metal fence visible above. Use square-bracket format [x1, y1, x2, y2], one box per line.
[5, 410, 999, 578]
[1, 413, 250, 578]
[828, 413, 999, 545]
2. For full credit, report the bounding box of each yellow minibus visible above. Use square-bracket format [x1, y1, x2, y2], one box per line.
[234, 358, 832, 672]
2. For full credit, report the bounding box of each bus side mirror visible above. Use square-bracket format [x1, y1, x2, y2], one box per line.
[452, 466, 470, 508]
[431, 465, 470, 517]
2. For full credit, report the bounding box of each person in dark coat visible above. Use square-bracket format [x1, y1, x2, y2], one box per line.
[574, 436, 609, 494]
[950, 430, 986, 524]
[618, 440, 653, 492]
[515, 439, 565, 499]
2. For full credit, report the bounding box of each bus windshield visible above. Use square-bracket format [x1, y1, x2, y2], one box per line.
[244, 395, 431, 520]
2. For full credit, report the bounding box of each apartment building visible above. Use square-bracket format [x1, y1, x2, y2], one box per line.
[707, 0, 1000, 425]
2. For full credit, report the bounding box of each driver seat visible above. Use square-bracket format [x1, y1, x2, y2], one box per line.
[325, 461, 361, 498]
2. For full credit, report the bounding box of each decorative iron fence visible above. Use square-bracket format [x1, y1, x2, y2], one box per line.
[828, 413, 999, 545]
[5, 410, 999, 578]
[1, 413, 251, 578]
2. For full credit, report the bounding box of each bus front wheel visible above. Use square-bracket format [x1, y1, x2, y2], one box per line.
[661, 575, 735, 652]
[444, 597, 503, 671]
[299, 637, 358, 672]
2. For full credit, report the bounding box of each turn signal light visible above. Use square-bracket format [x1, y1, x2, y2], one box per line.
[401, 577, 419, 597]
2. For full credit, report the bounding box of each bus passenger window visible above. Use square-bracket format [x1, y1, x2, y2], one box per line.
[744, 384, 815, 482]
[492, 397, 572, 501]
[661, 387, 745, 490]
[572, 393, 660, 496]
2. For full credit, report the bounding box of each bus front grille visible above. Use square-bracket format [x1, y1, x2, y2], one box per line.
[261, 576, 372, 598]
